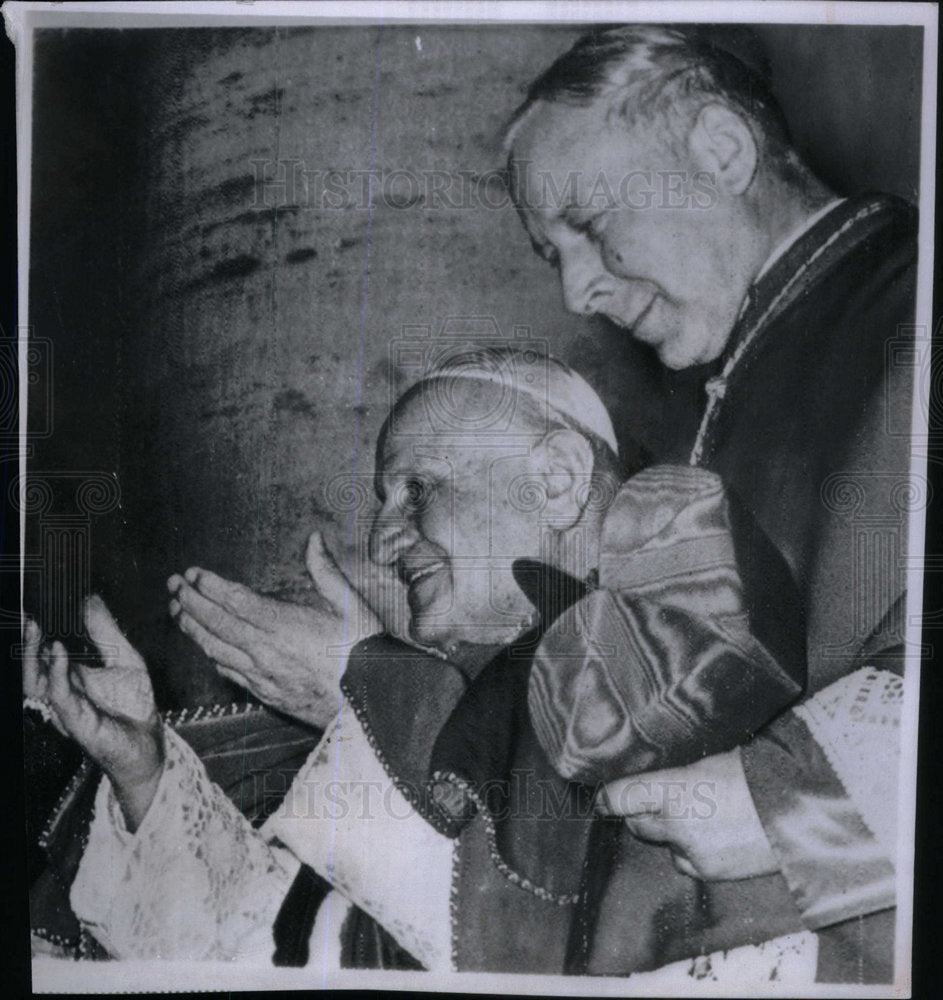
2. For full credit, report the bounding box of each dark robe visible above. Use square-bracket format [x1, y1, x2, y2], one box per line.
[341, 562, 807, 975]
[341, 194, 917, 983]
[695, 194, 916, 982]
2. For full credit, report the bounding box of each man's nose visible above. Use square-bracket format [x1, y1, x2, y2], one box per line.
[559, 244, 612, 316]
[368, 510, 418, 567]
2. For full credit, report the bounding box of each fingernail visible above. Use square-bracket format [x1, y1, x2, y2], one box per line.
[184, 567, 199, 584]
[169, 599, 181, 617]
[167, 575, 182, 593]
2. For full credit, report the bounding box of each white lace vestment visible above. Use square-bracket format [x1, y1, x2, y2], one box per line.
[69, 667, 898, 982]
[71, 706, 455, 968]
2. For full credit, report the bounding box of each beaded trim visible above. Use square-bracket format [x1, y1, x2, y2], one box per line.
[37, 756, 93, 852]
[31, 927, 78, 952]
[448, 838, 461, 972]
[25, 697, 261, 732]
[689, 201, 886, 467]
[32, 925, 106, 962]
[340, 674, 456, 838]
[78, 926, 106, 960]
[430, 769, 579, 906]
[32, 701, 264, 851]
[162, 701, 264, 727]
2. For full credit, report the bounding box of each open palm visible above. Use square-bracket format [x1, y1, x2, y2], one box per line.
[24, 595, 163, 795]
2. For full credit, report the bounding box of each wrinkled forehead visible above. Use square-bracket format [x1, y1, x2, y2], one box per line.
[378, 390, 435, 464]
[509, 99, 606, 161]
[378, 378, 539, 471]
[507, 99, 674, 220]
[508, 102, 597, 212]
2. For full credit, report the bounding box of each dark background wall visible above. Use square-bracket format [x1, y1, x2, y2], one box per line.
[27, 23, 923, 710]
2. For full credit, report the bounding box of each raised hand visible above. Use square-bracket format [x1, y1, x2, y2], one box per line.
[596, 747, 779, 882]
[23, 596, 164, 831]
[168, 530, 383, 730]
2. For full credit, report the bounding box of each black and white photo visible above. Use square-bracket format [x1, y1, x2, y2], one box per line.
[5, 1, 936, 994]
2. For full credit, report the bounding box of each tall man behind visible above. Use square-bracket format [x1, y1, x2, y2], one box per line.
[164, 25, 918, 984]
[505, 25, 917, 982]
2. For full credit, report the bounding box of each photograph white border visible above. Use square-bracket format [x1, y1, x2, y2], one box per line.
[6, 2, 936, 995]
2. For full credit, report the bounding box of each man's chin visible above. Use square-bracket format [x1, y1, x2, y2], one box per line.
[407, 616, 454, 653]
[655, 336, 721, 371]
[669, 849, 702, 879]
[651, 320, 732, 370]
[407, 618, 517, 661]
[624, 321, 688, 369]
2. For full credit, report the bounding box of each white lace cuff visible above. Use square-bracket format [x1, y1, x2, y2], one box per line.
[71, 726, 301, 961]
[793, 666, 902, 857]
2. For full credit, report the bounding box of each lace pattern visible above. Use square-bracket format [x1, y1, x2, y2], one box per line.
[793, 667, 902, 856]
[70, 726, 301, 961]
[262, 709, 454, 970]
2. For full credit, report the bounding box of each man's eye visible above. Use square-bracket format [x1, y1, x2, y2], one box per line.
[530, 237, 559, 269]
[575, 214, 605, 238]
[397, 477, 435, 513]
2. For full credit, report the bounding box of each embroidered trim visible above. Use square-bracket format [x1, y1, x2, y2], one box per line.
[430, 769, 579, 906]
[792, 666, 901, 855]
[34, 701, 265, 851]
[689, 201, 887, 466]
[340, 674, 457, 837]
[38, 757, 93, 851]
[448, 838, 461, 972]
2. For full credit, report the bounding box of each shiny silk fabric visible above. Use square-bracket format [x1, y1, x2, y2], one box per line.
[528, 465, 804, 784]
[343, 570, 806, 975]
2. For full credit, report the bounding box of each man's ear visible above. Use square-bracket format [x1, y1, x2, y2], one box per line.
[530, 428, 594, 528]
[687, 103, 758, 196]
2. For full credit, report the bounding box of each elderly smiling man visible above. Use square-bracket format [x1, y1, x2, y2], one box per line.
[24, 348, 853, 982]
[68, 24, 911, 984]
[170, 26, 910, 983]
[501, 25, 916, 984]
[33, 25, 913, 985]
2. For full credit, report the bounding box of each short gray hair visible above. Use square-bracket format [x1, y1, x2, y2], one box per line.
[506, 25, 802, 176]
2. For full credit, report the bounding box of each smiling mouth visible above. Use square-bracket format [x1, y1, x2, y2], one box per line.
[400, 561, 446, 587]
[627, 296, 659, 336]
[605, 295, 658, 338]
